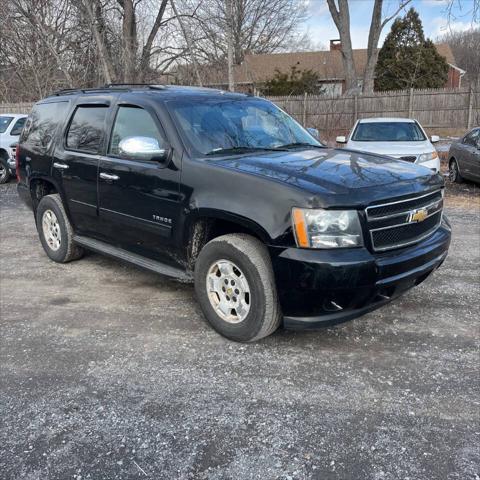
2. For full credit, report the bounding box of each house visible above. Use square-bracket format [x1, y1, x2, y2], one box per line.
[199, 40, 465, 94]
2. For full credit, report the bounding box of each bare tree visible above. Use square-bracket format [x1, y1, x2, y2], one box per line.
[183, 0, 309, 66]
[226, 0, 234, 91]
[80, 0, 114, 83]
[326, 0, 412, 94]
[171, 0, 202, 86]
[325, 0, 358, 93]
[439, 28, 480, 87]
[363, 0, 413, 93]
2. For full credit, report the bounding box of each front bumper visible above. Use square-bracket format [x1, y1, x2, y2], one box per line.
[271, 217, 451, 329]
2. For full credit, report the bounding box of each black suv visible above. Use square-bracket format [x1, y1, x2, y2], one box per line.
[17, 85, 451, 341]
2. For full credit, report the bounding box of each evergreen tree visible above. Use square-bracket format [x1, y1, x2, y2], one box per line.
[375, 8, 449, 91]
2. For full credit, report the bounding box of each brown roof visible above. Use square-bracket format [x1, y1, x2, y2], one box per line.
[230, 43, 456, 85]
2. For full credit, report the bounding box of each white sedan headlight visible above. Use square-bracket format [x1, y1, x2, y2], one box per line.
[292, 208, 363, 248]
[418, 151, 438, 163]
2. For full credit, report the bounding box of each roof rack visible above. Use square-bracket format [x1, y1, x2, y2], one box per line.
[52, 84, 167, 96]
[103, 83, 166, 90]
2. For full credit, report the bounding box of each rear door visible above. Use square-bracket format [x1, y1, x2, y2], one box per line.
[97, 98, 183, 265]
[19, 101, 69, 186]
[52, 98, 112, 235]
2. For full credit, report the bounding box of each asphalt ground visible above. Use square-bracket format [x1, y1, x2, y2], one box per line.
[1, 180, 479, 480]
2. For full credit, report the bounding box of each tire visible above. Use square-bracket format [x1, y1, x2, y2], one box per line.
[0, 156, 11, 184]
[194, 233, 281, 342]
[36, 193, 84, 263]
[449, 158, 463, 183]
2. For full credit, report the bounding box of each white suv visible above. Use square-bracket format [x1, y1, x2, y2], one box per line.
[336, 118, 441, 172]
[0, 113, 27, 183]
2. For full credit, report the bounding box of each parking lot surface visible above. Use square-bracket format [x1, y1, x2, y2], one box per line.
[1, 182, 479, 480]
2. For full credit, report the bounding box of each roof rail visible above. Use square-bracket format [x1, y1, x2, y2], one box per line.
[51, 84, 167, 97]
[103, 83, 166, 90]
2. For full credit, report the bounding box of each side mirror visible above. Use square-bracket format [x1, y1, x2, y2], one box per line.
[430, 135, 440, 143]
[118, 136, 168, 162]
[307, 127, 320, 139]
[336, 135, 347, 144]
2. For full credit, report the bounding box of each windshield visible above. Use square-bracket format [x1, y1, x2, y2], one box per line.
[167, 97, 322, 155]
[352, 122, 426, 142]
[0, 116, 14, 134]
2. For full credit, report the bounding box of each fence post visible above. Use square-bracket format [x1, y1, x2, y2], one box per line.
[408, 88, 414, 117]
[302, 92, 308, 126]
[353, 94, 358, 123]
[467, 87, 473, 129]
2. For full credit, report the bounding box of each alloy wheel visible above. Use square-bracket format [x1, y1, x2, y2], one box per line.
[42, 209, 62, 251]
[206, 259, 251, 323]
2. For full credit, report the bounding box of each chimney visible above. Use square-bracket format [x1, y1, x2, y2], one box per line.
[330, 39, 342, 51]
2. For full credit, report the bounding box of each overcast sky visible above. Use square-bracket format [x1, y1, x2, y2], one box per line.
[302, 0, 478, 49]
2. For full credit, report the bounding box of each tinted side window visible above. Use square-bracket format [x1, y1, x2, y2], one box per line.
[463, 129, 479, 146]
[108, 106, 164, 156]
[21, 102, 69, 154]
[67, 106, 108, 154]
[10, 117, 26, 136]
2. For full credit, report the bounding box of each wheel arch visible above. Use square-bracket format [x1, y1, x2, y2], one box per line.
[449, 155, 462, 173]
[28, 176, 71, 222]
[183, 209, 272, 268]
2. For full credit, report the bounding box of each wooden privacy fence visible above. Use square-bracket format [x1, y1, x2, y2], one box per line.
[1, 87, 479, 134]
[268, 87, 480, 134]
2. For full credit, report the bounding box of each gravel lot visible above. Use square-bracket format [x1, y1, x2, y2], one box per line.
[1, 181, 479, 480]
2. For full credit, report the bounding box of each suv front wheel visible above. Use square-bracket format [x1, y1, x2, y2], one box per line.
[36, 194, 84, 263]
[194, 234, 281, 342]
[449, 158, 463, 183]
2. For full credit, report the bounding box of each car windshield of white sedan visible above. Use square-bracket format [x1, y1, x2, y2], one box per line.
[168, 98, 322, 156]
[0, 116, 14, 133]
[352, 122, 426, 142]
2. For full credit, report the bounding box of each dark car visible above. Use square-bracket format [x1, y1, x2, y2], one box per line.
[448, 127, 480, 184]
[16, 85, 451, 342]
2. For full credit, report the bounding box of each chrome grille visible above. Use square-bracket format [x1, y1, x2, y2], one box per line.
[366, 190, 443, 252]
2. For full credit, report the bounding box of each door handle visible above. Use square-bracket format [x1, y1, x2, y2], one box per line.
[53, 162, 69, 170]
[99, 172, 120, 181]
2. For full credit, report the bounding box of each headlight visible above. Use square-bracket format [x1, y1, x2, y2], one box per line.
[292, 208, 363, 248]
[418, 151, 438, 163]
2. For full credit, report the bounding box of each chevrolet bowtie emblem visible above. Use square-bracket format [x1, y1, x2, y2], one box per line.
[408, 208, 428, 223]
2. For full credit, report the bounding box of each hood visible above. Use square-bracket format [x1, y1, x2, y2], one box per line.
[207, 147, 443, 208]
[347, 140, 434, 157]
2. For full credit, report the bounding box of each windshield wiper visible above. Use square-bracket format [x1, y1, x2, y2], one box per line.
[274, 142, 325, 149]
[205, 146, 286, 156]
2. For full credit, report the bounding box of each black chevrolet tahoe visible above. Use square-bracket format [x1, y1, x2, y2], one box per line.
[16, 85, 451, 342]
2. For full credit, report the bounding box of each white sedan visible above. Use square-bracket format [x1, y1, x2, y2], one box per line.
[336, 118, 441, 172]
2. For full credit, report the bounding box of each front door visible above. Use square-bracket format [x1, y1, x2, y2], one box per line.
[97, 102, 182, 266]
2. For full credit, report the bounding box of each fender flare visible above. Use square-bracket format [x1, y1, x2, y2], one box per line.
[182, 208, 272, 247]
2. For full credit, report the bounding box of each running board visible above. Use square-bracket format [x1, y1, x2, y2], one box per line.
[73, 235, 193, 282]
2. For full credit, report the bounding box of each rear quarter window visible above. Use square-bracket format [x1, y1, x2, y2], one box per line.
[21, 102, 69, 153]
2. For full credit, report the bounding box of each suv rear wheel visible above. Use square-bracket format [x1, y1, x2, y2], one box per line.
[194, 233, 281, 342]
[36, 194, 84, 263]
